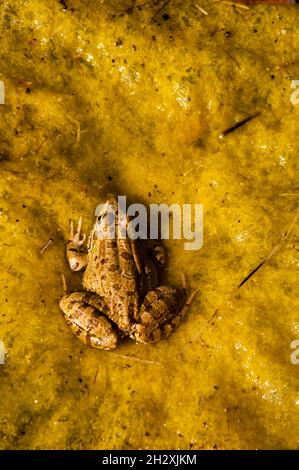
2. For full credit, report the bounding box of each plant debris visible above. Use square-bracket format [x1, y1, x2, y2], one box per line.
[40, 238, 54, 254]
[219, 112, 260, 138]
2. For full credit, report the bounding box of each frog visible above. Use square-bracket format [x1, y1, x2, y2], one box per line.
[59, 197, 196, 349]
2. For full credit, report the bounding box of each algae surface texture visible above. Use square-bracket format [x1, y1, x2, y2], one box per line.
[0, 0, 299, 450]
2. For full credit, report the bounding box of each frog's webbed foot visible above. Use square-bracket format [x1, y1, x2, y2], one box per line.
[67, 218, 88, 271]
[60, 292, 119, 349]
[131, 284, 197, 344]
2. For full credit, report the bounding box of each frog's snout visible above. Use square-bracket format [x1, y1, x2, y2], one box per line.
[69, 257, 81, 271]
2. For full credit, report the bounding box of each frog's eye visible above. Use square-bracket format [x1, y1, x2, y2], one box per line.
[96, 209, 108, 222]
[95, 203, 109, 220]
[95, 204, 115, 226]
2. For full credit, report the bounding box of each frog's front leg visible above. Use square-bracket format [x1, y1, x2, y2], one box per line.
[67, 218, 88, 271]
[60, 292, 119, 349]
[131, 286, 197, 344]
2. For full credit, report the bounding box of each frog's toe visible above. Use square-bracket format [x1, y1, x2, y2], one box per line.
[69, 218, 86, 246]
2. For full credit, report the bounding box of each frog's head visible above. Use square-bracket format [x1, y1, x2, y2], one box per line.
[94, 196, 118, 240]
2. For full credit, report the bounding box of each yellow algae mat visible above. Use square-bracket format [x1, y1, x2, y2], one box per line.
[0, 0, 298, 449]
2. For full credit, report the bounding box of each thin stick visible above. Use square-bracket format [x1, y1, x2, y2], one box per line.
[34, 137, 48, 155]
[223, 48, 241, 69]
[66, 115, 81, 143]
[238, 260, 265, 288]
[219, 112, 260, 138]
[263, 204, 299, 263]
[109, 352, 162, 365]
[182, 272, 187, 290]
[279, 193, 299, 198]
[61, 273, 68, 294]
[93, 363, 100, 385]
[195, 4, 209, 14]
[40, 238, 54, 254]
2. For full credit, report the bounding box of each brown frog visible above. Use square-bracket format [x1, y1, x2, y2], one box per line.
[60, 197, 196, 349]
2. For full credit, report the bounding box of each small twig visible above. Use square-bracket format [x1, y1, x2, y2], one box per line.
[34, 137, 48, 155]
[109, 352, 162, 365]
[223, 48, 241, 70]
[279, 192, 299, 198]
[61, 273, 68, 294]
[219, 112, 260, 138]
[40, 238, 54, 254]
[66, 115, 81, 143]
[195, 4, 208, 15]
[93, 363, 100, 385]
[238, 260, 265, 288]
[262, 204, 299, 264]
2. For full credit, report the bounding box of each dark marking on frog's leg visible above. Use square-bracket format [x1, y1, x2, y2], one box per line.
[59, 292, 119, 349]
[131, 286, 197, 344]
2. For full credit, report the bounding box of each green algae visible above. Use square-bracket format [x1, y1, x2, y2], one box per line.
[0, 0, 298, 450]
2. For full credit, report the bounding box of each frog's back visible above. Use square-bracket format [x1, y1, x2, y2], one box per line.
[83, 238, 141, 331]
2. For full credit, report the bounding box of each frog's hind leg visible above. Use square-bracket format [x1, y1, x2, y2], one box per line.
[131, 286, 197, 344]
[157, 289, 198, 341]
[60, 292, 119, 349]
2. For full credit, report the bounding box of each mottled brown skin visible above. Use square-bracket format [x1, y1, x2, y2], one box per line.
[60, 292, 118, 349]
[60, 198, 192, 349]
